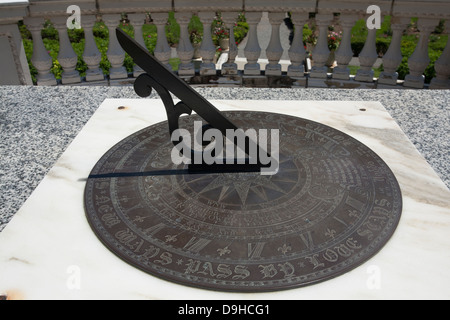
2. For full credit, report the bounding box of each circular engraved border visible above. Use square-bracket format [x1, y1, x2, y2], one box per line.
[84, 111, 403, 292]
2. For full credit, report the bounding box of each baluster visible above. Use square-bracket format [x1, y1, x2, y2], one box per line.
[128, 13, 147, 77]
[244, 12, 263, 75]
[333, 14, 358, 80]
[23, 17, 57, 86]
[152, 13, 172, 71]
[82, 15, 104, 82]
[175, 12, 195, 77]
[430, 22, 450, 89]
[378, 17, 409, 86]
[198, 12, 216, 76]
[354, 28, 378, 82]
[265, 12, 285, 76]
[52, 16, 81, 84]
[404, 18, 438, 88]
[221, 12, 239, 75]
[310, 14, 333, 79]
[288, 13, 308, 77]
[103, 14, 128, 80]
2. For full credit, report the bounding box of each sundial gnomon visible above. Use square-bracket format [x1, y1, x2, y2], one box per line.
[84, 29, 402, 292]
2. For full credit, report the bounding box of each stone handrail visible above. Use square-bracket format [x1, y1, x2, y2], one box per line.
[0, 0, 449, 89]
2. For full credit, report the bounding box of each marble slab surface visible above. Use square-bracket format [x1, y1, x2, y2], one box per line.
[0, 99, 449, 300]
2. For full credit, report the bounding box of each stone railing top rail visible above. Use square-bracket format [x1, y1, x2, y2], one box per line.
[0, 0, 449, 88]
[0, 0, 445, 18]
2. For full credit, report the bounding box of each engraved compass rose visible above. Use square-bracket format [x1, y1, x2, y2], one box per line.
[183, 161, 297, 206]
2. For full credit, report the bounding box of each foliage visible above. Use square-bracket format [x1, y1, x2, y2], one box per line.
[166, 12, 180, 46]
[328, 31, 342, 51]
[20, 13, 445, 85]
[396, 33, 447, 83]
[188, 12, 248, 48]
[20, 12, 249, 84]
[234, 13, 249, 44]
[21, 18, 161, 83]
[189, 14, 203, 45]
[303, 23, 316, 46]
[350, 16, 393, 57]
[212, 13, 230, 44]
[302, 15, 448, 83]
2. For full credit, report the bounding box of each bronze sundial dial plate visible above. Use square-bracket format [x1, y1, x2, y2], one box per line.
[84, 111, 402, 292]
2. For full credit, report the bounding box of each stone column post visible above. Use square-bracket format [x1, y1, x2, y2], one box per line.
[333, 14, 358, 80]
[198, 12, 216, 76]
[82, 15, 104, 82]
[128, 13, 147, 77]
[244, 12, 262, 75]
[103, 14, 128, 80]
[404, 18, 439, 88]
[354, 28, 378, 83]
[52, 16, 81, 84]
[152, 12, 172, 71]
[265, 12, 285, 76]
[221, 11, 239, 75]
[310, 14, 333, 79]
[175, 12, 195, 77]
[23, 17, 57, 86]
[288, 13, 308, 77]
[430, 21, 450, 89]
[378, 17, 409, 85]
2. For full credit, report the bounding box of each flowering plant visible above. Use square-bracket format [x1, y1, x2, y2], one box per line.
[215, 28, 230, 40]
[328, 31, 342, 51]
[212, 14, 230, 41]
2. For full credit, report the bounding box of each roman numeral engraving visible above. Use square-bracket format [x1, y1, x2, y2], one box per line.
[300, 231, 314, 250]
[334, 216, 348, 227]
[248, 242, 266, 259]
[322, 140, 336, 150]
[346, 195, 365, 212]
[183, 237, 211, 253]
[124, 204, 145, 216]
[143, 223, 166, 237]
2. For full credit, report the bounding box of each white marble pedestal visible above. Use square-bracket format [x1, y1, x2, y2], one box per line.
[0, 99, 449, 300]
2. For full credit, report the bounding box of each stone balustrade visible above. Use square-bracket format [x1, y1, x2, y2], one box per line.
[0, 0, 449, 89]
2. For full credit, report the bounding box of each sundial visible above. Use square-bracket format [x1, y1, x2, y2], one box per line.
[84, 29, 402, 293]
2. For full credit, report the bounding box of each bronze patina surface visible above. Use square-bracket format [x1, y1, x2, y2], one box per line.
[84, 111, 402, 292]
